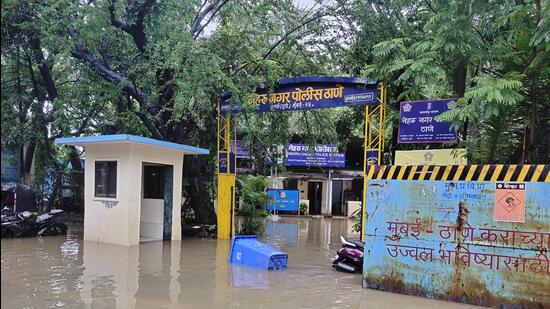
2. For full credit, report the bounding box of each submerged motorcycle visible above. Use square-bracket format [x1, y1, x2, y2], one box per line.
[1, 207, 68, 238]
[332, 236, 364, 273]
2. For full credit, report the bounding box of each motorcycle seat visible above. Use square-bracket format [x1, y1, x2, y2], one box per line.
[347, 238, 365, 249]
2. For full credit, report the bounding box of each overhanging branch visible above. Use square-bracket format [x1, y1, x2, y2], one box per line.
[69, 29, 164, 139]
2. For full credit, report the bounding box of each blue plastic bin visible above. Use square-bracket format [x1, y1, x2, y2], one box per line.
[229, 235, 288, 270]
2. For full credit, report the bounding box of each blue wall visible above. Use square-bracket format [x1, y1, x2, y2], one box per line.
[363, 179, 550, 306]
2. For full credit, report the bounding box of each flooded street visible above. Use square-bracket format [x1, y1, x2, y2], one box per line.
[1, 217, 479, 308]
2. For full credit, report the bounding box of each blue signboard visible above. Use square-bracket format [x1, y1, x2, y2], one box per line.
[1, 150, 20, 183]
[218, 153, 228, 173]
[398, 99, 458, 143]
[366, 150, 379, 166]
[221, 76, 378, 114]
[267, 189, 299, 212]
[286, 144, 345, 167]
[231, 140, 251, 158]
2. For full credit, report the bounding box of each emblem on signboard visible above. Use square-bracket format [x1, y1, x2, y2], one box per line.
[219, 157, 227, 169]
[402, 103, 412, 112]
[279, 191, 286, 199]
[366, 157, 378, 166]
[427, 102, 432, 110]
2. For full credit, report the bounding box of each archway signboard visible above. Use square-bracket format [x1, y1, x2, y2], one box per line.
[221, 77, 378, 114]
[217, 76, 386, 239]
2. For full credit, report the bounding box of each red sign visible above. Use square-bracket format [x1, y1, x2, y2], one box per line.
[494, 182, 526, 222]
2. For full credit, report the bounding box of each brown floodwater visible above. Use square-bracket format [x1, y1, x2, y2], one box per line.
[1, 217, 479, 308]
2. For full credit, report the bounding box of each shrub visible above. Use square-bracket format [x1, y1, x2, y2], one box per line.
[351, 209, 361, 233]
[299, 202, 308, 215]
[237, 175, 270, 235]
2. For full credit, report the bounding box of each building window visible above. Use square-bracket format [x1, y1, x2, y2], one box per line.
[283, 178, 298, 190]
[95, 161, 117, 198]
[143, 165, 165, 199]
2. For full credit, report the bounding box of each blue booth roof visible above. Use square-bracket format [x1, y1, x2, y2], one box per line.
[55, 134, 209, 155]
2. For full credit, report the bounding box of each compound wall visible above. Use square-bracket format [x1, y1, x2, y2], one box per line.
[362, 164, 549, 307]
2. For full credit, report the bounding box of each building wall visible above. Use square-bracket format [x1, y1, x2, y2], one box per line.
[84, 143, 183, 246]
[297, 178, 355, 215]
[362, 164, 550, 307]
[320, 179, 328, 214]
[84, 143, 131, 246]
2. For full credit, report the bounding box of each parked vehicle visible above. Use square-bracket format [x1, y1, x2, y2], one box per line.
[332, 236, 364, 273]
[1, 207, 20, 223]
[1, 208, 67, 238]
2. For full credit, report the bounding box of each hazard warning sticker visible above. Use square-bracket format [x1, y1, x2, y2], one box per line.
[494, 182, 526, 222]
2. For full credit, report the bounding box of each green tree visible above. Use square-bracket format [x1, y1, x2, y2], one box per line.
[342, 0, 549, 163]
[1, 0, 341, 221]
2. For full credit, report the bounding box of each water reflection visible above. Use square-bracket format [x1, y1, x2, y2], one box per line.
[1, 218, 478, 309]
[80, 241, 139, 308]
[264, 220, 298, 246]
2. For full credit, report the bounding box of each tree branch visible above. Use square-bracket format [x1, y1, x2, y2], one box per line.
[108, 0, 130, 31]
[108, 0, 157, 54]
[191, 2, 215, 36]
[69, 29, 164, 139]
[192, 0, 230, 40]
[232, 12, 327, 77]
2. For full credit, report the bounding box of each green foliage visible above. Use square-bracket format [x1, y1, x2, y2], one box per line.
[343, 0, 549, 163]
[1, 0, 339, 219]
[1, 0, 548, 219]
[351, 209, 361, 233]
[299, 202, 308, 215]
[237, 175, 270, 235]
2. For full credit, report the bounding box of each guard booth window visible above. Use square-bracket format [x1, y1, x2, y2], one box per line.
[95, 161, 117, 198]
[143, 165, 165, 199]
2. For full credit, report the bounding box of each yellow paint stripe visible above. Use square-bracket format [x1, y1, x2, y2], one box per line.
[376, 166, 386, 180]
[441, 166, 452, 181]
[516, 165, 530, 182]
[397, 166, 407, 180]
[532, 165, 544, 182]
[386, 166, 397, 179]
[407, 166, 418, 180]
[430, 166, 441, 180]
[503, 165, 516, 181]
[545, 168, 550, 183]
[491, 165, 504, 181]
[465, 165, 477, 181]
[453, 165, 465, 181]
[418, 165, 430, 180]
[366, 166, 376, 179]
[478, 165, 490, 181]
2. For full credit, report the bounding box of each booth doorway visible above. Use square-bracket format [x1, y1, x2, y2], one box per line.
[308, 182, 323, 215]
[140, 163, 173, 242]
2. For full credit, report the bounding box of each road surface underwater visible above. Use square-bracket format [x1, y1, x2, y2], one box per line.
[1, 217, 479, 308]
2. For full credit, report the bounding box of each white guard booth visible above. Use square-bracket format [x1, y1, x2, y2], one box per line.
[55, 134, 209, 246]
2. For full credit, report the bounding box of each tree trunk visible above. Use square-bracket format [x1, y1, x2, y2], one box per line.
[453, 58, 469, 140]
[522, 0, 541, 162]
[23, 140, 36, 174]
[183, 155, 217, 224]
